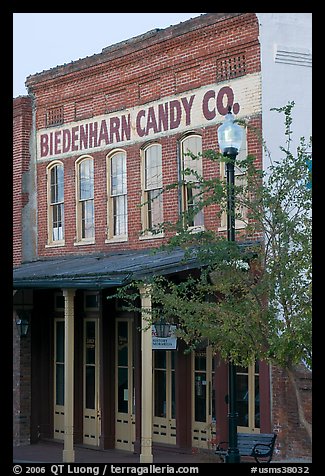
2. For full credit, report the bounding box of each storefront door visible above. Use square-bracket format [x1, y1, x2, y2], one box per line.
[115, 318, 135, 451]
[54, 318, 65, 440]
[83, 318, 100, 445]
[192, 347, 216, 449]
[236, 362, 260, 433]
[152, 350, 176, 444]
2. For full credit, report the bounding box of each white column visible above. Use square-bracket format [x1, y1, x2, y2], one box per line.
[139, 285, 153, 464]
[62, 289, 76, 463]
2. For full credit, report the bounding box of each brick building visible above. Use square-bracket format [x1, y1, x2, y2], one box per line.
[13, 13, 311, 462]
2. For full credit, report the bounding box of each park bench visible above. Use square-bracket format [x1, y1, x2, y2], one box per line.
[215, 432, 277, 463]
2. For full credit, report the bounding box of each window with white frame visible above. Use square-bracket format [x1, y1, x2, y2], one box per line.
[180, 134, 204, 230]
[141, 143, 163, 236]
[107, 150, 128, 240]
[47, 161, 64, 244]
[76, 156, 95, 242]
[219, 128, 248, 230]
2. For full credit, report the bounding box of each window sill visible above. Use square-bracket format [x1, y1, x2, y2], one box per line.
[45, 241, 65, 248]
[105, 236, 128, 244]
[74, 239, 95, 246]
[139, 232, 165, 241]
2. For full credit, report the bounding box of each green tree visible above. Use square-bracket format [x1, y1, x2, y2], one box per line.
[113, 102, 312, 441]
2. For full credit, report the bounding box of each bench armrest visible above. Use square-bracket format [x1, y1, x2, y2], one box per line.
[252, 442, 274, 464]
[252, 442, 272, 455]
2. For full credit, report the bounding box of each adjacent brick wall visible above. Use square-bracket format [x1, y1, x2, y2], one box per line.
[13, 310, 31, 446]
[272, 365, 312, 460]
[13, 96, 32, 267]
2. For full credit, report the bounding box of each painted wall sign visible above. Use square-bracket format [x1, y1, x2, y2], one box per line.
[37, 73, 261, 161]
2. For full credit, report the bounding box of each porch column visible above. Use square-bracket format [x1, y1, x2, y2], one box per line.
[139, 285, 153, 464]
[62, 289, 76, 463]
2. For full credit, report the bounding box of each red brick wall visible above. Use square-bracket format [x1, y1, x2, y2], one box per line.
[13, 311, 32, 446]
[13, 13, 312, 461]
[13, 97, 32, 266]
[272, 365, 312, 461]
[28, 12, 262, 258]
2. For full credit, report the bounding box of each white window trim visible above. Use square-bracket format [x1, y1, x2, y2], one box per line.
[106, 149, 128, 243]
[46, 160, 65, 247]
[75, 155, 95, 244]
[180, 134, 204, 233]
[140, 143, 164, 239]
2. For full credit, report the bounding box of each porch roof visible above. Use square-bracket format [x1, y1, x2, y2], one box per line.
[13, 248, 201, 289]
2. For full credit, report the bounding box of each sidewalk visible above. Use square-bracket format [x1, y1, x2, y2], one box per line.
[13, 441, 219, 464]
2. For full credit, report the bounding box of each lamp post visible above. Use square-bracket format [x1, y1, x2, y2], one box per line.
[217, 105, 244, 464]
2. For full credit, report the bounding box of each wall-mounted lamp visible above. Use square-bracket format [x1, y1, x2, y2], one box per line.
[15, 310, 31, 338]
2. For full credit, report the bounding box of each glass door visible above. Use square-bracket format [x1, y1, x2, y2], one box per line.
[152, 350, 176, 444]
[236, 362, 260, 433]
[83, 318, 100, 445]
[192, 346, 216, 449]
[115, 318, 135, 451]
[54, 318, 65, 440]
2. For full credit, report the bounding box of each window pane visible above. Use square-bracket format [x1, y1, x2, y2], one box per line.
[154, 369, 167, 417]
[86, 321, 96, 365]
[171, 369, 176, 419]
[56, 321, 64, 363]
[113, 195, 127, 236]
[56, 363, 64, 406]
[118, 367, 128, 413]
[79, 159, 94, 200]
[81, 200, 94, 238]
[86, 366, 95, 409]
[147, 189, 163, 229]
[111, 153, 126, 196]
[186, 186, 204, 227]
[195, 351, 206, 371]
[52, 204, 64, 241]
[194, 372, 206, 422]
[236, 373, 249, 427]
[145, 145, 162, 190]
[118, 322, 128, 367]
[255, 375, 260, 428]
[55, 320, 64, 406]
[50, 165, 64, 204]
[182, 136, 202, 181]
[155, 350, 166, 369]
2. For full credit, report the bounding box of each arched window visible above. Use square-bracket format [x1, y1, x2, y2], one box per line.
[107, 150, 128, 241]
[47, 161, 64, 244]
[141, 143, 163, 237]
[76, 156, 95, 242]
[180, 134, 204, 230]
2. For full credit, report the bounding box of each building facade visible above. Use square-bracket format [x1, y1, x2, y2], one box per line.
[13, 13, 311, 461]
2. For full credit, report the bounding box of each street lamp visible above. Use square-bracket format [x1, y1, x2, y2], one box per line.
[217, 105, 244, 464]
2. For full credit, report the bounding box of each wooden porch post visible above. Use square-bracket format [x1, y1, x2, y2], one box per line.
[62, 289, 76, 463]
[139, 285, 153, 463]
